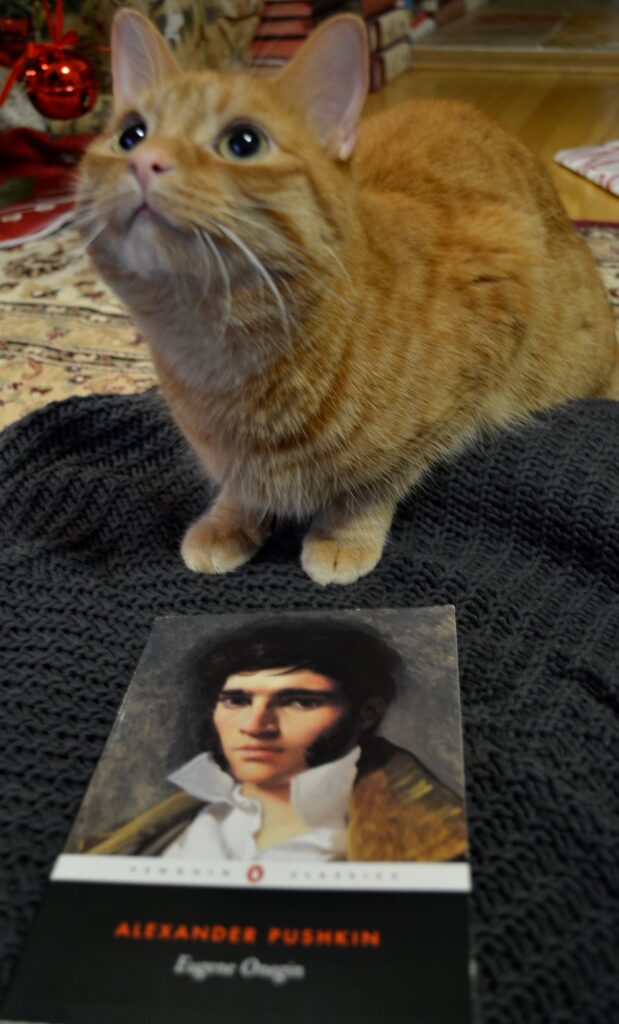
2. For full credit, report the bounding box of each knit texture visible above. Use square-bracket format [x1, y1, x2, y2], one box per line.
[1, 390, 618, 1023]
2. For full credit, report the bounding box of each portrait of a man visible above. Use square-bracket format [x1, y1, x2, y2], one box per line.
[81, 616, 467, 863]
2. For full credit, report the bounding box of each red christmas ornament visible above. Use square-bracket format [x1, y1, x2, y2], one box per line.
[0, 1, 101, 120]
[23, 47, 99, 120]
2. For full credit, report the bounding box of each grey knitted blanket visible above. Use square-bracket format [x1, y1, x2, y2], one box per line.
[1, 391, 617, 1023]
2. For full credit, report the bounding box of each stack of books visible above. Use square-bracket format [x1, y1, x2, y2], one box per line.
[408, 0, 438, 44]
[250, 0, 345, 68]
[250, 0, 414, 93]
[364, 2, 413, 92]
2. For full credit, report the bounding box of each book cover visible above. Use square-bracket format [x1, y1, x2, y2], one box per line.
[261, 0, 347, 17]
[409, 11, 437, 42]
[1, 607, 474, 1024]
[254, 9, 407, 50]
[250, 35, 306, 58]
[254, 18, 314, 37]
[259, 1, 394, 21]
[369, 36, 413, 91]
[366, 7, 410, 52]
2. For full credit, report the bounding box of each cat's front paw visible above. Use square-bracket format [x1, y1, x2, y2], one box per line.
[181, 518, 261, 575]
[301, 535, 383, 586]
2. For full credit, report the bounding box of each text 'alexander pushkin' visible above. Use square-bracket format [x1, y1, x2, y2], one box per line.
[113, 922, 382, 947]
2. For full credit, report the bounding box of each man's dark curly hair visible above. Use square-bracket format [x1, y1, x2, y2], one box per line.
[181, 616, 404, 760]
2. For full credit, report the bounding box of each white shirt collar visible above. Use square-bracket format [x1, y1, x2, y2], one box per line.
[168, 746, 361, 831]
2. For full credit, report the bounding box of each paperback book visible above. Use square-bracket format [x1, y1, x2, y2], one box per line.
[260, 0, 346, 15]
[369, 37, 413, 91]
[366, 7, 410, 52]
[2, 607, 475, 1024]
[254, 18, 315, 38]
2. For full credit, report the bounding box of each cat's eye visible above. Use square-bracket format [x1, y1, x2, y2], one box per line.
[217, 123, 269, 161]
[118, 121, 147, 151]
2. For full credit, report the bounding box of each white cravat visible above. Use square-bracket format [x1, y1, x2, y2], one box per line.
[161, 746, 361, 862]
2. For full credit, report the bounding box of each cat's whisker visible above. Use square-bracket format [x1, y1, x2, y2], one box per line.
[167, 187, 309, 276]
[72, 204, 102, 229]
[242, 195, 358, 282]
[77, 219, 106, 248]
[73, 184, 117, 219]
[72, 211, 114, 247]
[189, 226, 213, 294]
[199, 229, 233, 340]
[125, 193, 227, 313]
[209, 209, 298, 326]
[167, 192, 375, 335]
[322, 243, 354, 288]
[224, 200, 353, 288]
[164, 190, 296, 339]
[170, 192, 413, 339]
[162, 196, 339, 326]
[213, 220, 293, 343]
[71, 221, 107, 262]
[217, 208, 306, 270]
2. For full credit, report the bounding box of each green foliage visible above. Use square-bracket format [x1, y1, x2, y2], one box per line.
[0, 178, 34, 210]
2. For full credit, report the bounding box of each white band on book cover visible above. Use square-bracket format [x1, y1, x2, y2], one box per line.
[52, 854, 471, 892]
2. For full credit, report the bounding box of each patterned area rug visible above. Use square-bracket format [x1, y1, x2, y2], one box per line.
[0, 222, 618, 429]
[0, 227, 155, 429]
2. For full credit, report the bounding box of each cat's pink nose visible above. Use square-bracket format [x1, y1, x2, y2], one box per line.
[128, 147, 175, 193]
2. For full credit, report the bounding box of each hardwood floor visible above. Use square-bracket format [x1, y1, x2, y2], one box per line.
[412, 0, 619, 70]
[364, 67, 619, 221]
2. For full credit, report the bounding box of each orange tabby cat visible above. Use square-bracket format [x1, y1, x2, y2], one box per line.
[77, 10, 617, 585]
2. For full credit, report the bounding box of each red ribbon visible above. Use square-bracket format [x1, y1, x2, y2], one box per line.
[0, 0, 84, 108]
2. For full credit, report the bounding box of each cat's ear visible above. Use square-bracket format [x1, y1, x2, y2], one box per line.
[276, 15, 369, 161]
[111, 9, 179, 112]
